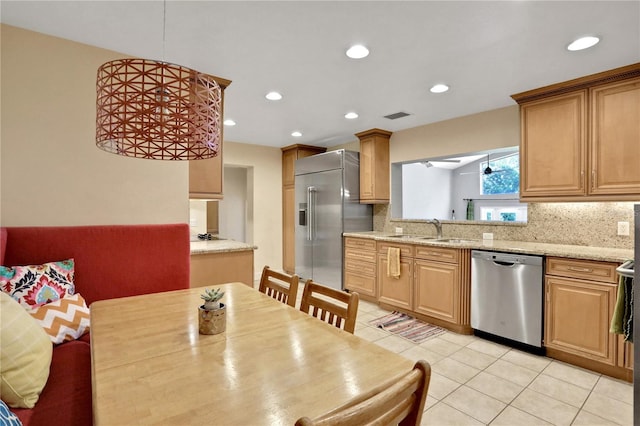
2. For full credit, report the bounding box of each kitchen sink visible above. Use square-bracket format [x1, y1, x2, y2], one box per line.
[420, 238, 477, 244]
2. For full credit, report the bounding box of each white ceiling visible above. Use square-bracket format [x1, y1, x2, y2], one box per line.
[2, 1, 639, 148]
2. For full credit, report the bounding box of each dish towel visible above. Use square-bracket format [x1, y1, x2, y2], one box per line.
[466, 199, 474, 220]
[387, 247, 401, 279]
[610, 275, 634, 342]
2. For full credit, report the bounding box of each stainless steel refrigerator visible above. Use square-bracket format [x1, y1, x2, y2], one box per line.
[295, 150, 372, 290]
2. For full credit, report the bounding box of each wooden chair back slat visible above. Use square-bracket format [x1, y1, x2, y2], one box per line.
[299, 280, 359, 334]
[295, 360, 431, 426]
[258, 266, 300, 308]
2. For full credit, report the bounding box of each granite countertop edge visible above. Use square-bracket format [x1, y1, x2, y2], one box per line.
[190, 240, 257, 255]
[343, 231, 634, 263]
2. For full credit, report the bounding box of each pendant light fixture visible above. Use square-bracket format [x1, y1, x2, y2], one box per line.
[95, 2, 228, 160]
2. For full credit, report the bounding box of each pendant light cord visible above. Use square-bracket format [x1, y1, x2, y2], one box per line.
[162, 0, 166, 62]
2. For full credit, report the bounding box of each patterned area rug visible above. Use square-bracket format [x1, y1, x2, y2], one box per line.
[369, 311, 446, 344]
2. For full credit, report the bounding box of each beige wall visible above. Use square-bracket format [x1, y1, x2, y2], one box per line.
[1, 25, 188, 226]
[223, 141, 282, 279]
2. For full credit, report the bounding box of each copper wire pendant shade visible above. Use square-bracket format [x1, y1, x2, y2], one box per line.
[96, 58, 222, 160]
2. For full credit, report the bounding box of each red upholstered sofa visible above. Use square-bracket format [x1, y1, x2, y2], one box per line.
[0, 224, 191, 426]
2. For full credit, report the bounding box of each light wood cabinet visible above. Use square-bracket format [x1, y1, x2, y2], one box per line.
[355, 129, 392, 204]
[281, 144, 326, 273]
[544, 257, 619, 367]
[512, 63, 640, 202]
[414, 246, 461, 325]
[344, 237, 377, 300]
[371, 239, 471, 333]
[189, 154, 223, 199]
[545, 276, 617, 365]
[590, 78, 640, 195]
[519, 91, 587, 198]
[377, 242, 414, 310]
[189, 76, 231, 200]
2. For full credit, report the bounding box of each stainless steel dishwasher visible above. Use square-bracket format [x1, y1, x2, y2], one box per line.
[471, 250, 544, 349]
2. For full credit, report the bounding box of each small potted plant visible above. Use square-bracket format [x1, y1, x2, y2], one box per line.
[198, 287, 226, 335]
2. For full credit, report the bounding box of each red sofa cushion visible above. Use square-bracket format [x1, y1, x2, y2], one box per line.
[13, 340, 92, 426]
[1, 224, 190, 305]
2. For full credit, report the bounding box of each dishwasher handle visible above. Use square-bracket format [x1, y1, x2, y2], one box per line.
[493, 260, 516, 267]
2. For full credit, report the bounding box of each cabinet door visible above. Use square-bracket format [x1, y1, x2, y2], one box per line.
[414, 259, 459, 323]
[189, 153, 223, 199]
[520, 91, 587, 198]
[590, 78, 640, 195]
[360, 137, 375, 201]
[282, 186, 295, 274]
[378, 254, 412, 310]
[545, 276, 617, 365]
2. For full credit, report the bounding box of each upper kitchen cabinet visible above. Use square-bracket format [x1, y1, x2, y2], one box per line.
[512, 63, 640, 202]
[189, 153, 223, 199]
[189, 76, 232, 200]
[281, 144, 326, 274]
[356, 129, 392, 204]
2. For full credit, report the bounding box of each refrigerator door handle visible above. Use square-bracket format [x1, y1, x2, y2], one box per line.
[307, 186, 316, 241]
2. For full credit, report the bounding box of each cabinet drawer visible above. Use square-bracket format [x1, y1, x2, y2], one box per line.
[344, 271, 376, 297]
[377, 242, 414, 258]
[415, 246, 459, 263]
[344, 257, 376, 276]
[546, 257, 618, 283]
[344, 237, 376, 251]
[345, 247, 377, 263]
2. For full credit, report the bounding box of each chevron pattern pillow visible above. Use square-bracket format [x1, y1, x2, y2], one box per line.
[28, 293, 90, 344]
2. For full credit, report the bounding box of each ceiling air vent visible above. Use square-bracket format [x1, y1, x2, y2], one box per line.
[384, 111, 411, 120]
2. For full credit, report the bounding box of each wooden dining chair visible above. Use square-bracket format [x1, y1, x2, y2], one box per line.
[299, 279, 359, 334]
[258, 265, 300, 307]
[295, 360, 431, 426]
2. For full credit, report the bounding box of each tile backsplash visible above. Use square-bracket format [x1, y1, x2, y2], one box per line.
[376, 202, 636, 249]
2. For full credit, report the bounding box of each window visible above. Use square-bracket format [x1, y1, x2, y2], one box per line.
[480, 153, 519, 195]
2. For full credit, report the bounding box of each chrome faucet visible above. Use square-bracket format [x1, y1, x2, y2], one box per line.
[428, 219, 442, 239]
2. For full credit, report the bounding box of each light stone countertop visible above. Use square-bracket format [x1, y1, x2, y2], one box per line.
[343, 231, 634, 263]
[190, 239, 257, 255]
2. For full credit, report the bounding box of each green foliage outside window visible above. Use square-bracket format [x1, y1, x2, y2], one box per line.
[481, 153, 520, 195]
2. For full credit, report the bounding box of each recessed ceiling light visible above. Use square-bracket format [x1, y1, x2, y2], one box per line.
[291, 131, 302, 137]
[567, 36, 600, 51]
[345, 112, 359, 119]
[223, 119, 236, 126]
[265, 91, 283, 101]
[430, 84, 449, 93]
[346, 44, 369, 59]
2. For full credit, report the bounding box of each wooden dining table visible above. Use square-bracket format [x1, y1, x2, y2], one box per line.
[90, 282, 414, 425]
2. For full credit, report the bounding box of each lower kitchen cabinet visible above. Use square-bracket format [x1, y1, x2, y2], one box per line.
[414, 259, 459, 323]
[371, 240, 471, 333]
[544, 256, 631, 380]
[344, 237, 378, 300]
[378, 255, 413, 310]
[545, 276, 617, 365]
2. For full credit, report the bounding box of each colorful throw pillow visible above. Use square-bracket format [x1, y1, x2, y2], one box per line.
[29, 293, 90, 344]
[0, 292, 53, 409]
[0, 400, 22, 426]
[0, 259, 75, 309]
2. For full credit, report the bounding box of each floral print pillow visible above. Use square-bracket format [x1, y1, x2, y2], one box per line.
[0, 259, 75, 309]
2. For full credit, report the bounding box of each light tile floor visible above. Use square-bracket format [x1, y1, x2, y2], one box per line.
[355, 300, 634, 426]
